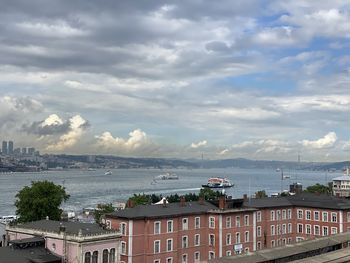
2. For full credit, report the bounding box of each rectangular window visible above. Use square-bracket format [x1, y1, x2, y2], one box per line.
[209, 217, 215, 228]
[323, 226, 328, 236]
[271, 225, 275, 236]
[306, 224, 311, 235]
[236, 216, 240, 227]
[271, 240, 275, 247]
[282, 224, 286, 234]
[323, 212, 328, 222]
[282, 210, 286, 220]
[121, 241, 126, 255]
[271, 211, 275, 221]
[167, 239, 173, 252]
[314, 211, 320, 221]
[347, 212, 350, 222]
[257, 241, 261, 250]
[288, 223, 292, 233]
[314, 225, 320, 235]
[331, 212, 337, 223]
[226, 250, 231, 256]
[195, 217, 200, 229]
[182, 218, 188, 230]
[257, 211, 261, 222]
[120, 223, 127, 235]
[298, 224, 303, 233]
[182, 236, 188, 248]
[194, 252, 200, 263]
[209, 234, 215, 246]
[245, 231, 249, 242]
[244, 215, 249, 226]
[182, 254, 187, 263]
[257, 226, 261, 237]
[306, 210, 311, 220]
[297, 209, 303, 219]
[154, 240, 160, 254]
[167, 258, 173, 263]
[331, 227, 337, 235]
[209, 252, 215, 260]
[288, 209, 292, 219]
[195, 234, 200, 246]
[235, 232, 240, 244]
[226, 216, 231, 228]
[154, 221, 161, 234]
[167, 220, 173, 233]
[226, 233, 231, 245]
[276, 210, 281, 220]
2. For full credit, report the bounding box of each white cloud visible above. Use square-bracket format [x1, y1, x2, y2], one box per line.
[41, 114, 64, 127]
[212, 107, 280, 121]
[95, 129, 153, 154]
[191, 140, 207, 148]
[46, 115, 88, 151]
[302, 132, 337, 149]
[219, 149, 229, 155]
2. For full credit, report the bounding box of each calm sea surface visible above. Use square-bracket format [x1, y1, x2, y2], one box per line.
[0, 168, 342, 216]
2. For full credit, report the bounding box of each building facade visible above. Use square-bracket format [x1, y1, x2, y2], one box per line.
[333, 175, 350, 197]
[5, 219, 121, 263]
[106, 194, 350, 263]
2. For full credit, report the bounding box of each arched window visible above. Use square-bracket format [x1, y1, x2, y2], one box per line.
[109, 248, 115, 263]
[84, 252, 91, 263]
[92, 251, 98, 263]
[103, 249, 109, 263]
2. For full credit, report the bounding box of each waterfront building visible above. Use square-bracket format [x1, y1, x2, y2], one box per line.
[8, 141, 13, 155]
[333, 168, 350, 197]
[21, 147, 27, 155]
[28, 147, 35, 155]
[2, 141, 8, 155]
[5, 219, 121, 263]
[106, 193, 350, 262]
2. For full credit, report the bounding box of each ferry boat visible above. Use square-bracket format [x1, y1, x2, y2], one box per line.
[202, 177, 233, 189]
[154, 172, 179, 180]
[104, 170, 112, 175]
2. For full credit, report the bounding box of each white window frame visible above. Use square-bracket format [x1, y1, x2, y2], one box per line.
[305, 224, 311, 235]
[323, 212, 328, 222]
[288, 223, 292, 233]
[121, 241, 126, 255]
[209, 234, 215, 246]
[271, 211, 275, 221]
[257, 226, 261, 237]
[314, 225, 320, 236]
[236, 216, 240, 227]
[331, 227, 337, 235]
[120, 222, 127, 236]
[167, 238, 173, 252]
[194, 252, 200, 263]
[297, 223, 303, 233]
[182, 254, 188, 263]
[166, 257, 173, 263]
[182, 235, 188, 248]
[287, 209, 292, 219]
[195, 234, 200, 246]
[154, 221, 161, 234]
[245, 231, 249, 242]
[297, 209, 303, 219]
[209, 216, 215, 228]
[226, 216, 231, 228]
[167, 220, 173, 233]
[271, 225, 275, 236]
[306, 210, 311, 220]
[209, 251, 215, 260]
[226, 250, 231, 256]
[182, 218, 188, 230]
[323, 226, 329, 236]
[154, 240, 160, 254]
[226, 233, 231, 245]
[314, 211, 320, 221]
[235, 232, 240, 244]
[331, 212, 337, 223]
[244, 215, 249, 226]
[195, 217, 200, 229]
[282, 210, 286, 220]
[257, 211, 261, 222]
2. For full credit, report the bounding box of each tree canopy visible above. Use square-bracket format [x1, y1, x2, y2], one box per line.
[304, 183, 331, 195]
[15, 180, 70, 223]
[255, 190, 268, 198]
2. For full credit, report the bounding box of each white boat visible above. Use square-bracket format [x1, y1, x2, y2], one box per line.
[202, 177, 233, 189]
[104, 170, 112, 175]
[0, 215, 17, 224]
[154, 172, 179, 180]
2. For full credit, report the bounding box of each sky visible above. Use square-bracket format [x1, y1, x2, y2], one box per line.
[1, 1, 350, 161]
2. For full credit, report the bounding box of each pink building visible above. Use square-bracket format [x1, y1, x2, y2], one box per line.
[5, 219, 121, 263]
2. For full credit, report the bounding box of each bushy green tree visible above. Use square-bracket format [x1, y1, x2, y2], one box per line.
[255, 190, 268, 198]
[15, 181, 69, 223]
[304, 183, 331, 195]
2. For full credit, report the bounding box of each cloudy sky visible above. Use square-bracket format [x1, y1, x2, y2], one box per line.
[1, 1, 350, 161]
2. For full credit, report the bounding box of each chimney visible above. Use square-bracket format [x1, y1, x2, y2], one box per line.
[126, 199, 135, 208]
[219, 196, 226, 210]
[46, 216, 49, 220]
[199, 196, 204, 205]
[180, 196, 186, 207]
[163, 198, 167, 207]
[243, 194, 248, 201]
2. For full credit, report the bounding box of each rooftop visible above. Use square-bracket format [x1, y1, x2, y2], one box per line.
[9, 219, 114, 236]
[107, 201, 219, 219]
[332, 175, 350, 181]
[244, 193, 350, 210]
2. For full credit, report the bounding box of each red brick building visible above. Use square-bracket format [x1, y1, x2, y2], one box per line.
[105, 193, 350, 263]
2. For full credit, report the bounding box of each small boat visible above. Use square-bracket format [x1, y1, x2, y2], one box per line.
[104, 170, 112, 175]
[154, 172, 179, 180]
[202, 177, 233, 189]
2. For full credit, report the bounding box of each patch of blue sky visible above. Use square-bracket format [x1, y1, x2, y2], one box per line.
[220, 72, 296, 94]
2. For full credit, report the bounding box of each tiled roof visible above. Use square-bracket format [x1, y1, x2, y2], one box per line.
[107, 201, 218, 219]
[332, 176, 350, 181]
[244, 193, 350, 210]
[0, 246, 61, 263]
[13, 220, 113, 236]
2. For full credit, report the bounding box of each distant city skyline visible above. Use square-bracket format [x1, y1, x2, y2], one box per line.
[1, 1, 350, 161]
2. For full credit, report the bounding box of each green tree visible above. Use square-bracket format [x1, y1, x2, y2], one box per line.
[255, 190, 268, 198]
[94, 203, 115, 223]
[198, 188, 223, 200]
[304, 183, 331, 195]
[127, 193, 152, 207]
[15, 180, 69, 223]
